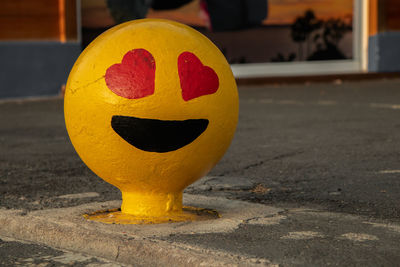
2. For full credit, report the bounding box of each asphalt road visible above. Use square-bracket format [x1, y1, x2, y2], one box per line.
[1, 79, 400, 223]
[0, 237, 124, 266]
[210, 79, 400, 221]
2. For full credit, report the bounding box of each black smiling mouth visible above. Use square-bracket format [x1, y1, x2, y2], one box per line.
[111, 115, 209, 153]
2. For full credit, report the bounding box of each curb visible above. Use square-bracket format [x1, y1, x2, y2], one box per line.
[0, 194, 281, 266]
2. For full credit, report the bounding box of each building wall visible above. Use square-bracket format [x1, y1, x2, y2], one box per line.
[0, 0, 80, 98]
[368, 0, 400, 72]
[0, 42, 80, 98]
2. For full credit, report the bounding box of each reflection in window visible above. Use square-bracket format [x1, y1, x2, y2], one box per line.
[81, 0, 353, 64]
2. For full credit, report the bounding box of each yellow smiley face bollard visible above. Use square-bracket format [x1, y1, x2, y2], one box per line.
[64, 19, 238, 224]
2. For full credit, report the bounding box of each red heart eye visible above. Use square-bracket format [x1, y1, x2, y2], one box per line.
[105, 49, 155, 99]
[178, 52, 219, 101]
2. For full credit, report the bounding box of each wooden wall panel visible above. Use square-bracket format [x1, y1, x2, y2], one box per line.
[65, 0, 78, 41]
[369, 0, 378, 36]
[0, 0, 77, 41]
[384, 0, 400, 31]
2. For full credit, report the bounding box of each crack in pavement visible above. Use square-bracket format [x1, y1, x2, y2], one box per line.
[221, 150, 305, 176]
[115, 245, 120, 261]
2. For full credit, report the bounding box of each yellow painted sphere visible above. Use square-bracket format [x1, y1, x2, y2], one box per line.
[64, 19, 238, 218]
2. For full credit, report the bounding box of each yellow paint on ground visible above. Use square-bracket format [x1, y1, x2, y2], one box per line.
[83, 206, 220, 224]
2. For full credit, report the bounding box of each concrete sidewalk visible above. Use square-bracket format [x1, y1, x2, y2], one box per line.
[1, 79, 400, 266]
[1, 189, 400, 266]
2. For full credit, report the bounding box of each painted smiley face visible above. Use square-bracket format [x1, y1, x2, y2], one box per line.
[64, 19, 238, 196]
[105, 49, 218, 153]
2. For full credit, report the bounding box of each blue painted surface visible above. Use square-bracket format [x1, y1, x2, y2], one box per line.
[0, 42, 80, 98]
[368, 32, 400, 73]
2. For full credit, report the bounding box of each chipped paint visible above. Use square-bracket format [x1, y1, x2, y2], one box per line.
[340, 233, 379, 242]
[316, 100, 337, 106]
[370, 103, 400, 110]
[364, 222, 400, 234]
[247, 215, 287, 225]
[379, 170, 400, 174]
[281, 231, 325, 240]
[57, 192, 100, 199]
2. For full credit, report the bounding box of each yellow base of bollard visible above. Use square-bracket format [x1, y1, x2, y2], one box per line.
[83, 206, 220, 225]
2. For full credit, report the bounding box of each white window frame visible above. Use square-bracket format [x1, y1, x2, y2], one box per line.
[231, 0, 368, 78]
